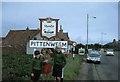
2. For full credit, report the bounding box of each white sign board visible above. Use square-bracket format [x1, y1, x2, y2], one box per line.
[30, 40, 68, 48]
[42, 20, 56, 38]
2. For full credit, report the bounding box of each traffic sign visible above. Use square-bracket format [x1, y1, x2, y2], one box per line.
[73, 42, 77, 46]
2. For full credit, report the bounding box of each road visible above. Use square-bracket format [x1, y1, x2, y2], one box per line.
[77, 51, 119, 81]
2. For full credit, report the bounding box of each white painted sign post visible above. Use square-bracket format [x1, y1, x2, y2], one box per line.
[72, 42, 76, 51]
[72, 42, 76, 60]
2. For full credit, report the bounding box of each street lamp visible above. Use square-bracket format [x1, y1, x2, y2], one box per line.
[86, 14, 96, 51]
[101, 32, 107, 48]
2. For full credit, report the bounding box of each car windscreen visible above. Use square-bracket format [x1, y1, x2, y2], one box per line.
[88, 52, 100, 57]
[107, 49, 113, 52]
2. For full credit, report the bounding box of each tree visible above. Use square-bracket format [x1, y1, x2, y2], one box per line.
[94, 43, 101, 50]
[103, 44, 110, 49]
[26, 26, 29, 30]
[75, 43, 85, 54]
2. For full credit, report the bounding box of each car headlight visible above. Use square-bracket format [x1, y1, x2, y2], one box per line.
[97, 58, 100, 61]
[87, 57, 90, 60]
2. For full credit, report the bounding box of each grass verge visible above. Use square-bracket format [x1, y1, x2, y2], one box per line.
[64, 54, 84, 80]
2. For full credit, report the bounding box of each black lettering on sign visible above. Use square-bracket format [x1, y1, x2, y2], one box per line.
[40, 42, 42, 46]
[36, 42, 39, 46]
[46, 42, 50, 46]
[62, 42, 67, 47]
[33, 42, 36, 46]
[50, 42, 55, 46]
[30, 40, 67, 48]
[43, 42, 46, 46]
[59, 42, 61, 46]
[30, 41, 34, 46]
[55, 42, 58, 46]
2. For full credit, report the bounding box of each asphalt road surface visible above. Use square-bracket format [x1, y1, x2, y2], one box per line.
[77, 51, 119, 81]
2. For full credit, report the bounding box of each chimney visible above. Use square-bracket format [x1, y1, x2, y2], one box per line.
[59, 25, 63, 33]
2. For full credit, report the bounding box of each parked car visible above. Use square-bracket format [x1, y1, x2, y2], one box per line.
[86, 50, 101, 64]
[106, 49, 114, 56]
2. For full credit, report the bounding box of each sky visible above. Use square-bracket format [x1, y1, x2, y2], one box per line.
[2, 2, 118, 44]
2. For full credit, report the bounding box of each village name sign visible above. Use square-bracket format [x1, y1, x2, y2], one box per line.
[29, 17, 68, 48]
[30, 40, 68, 48]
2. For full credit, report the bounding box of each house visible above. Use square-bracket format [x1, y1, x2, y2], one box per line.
[2, 26, 75, 54]
[2, 29, 40, 53]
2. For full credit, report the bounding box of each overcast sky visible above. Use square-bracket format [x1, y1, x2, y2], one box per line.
[2, 2, 118, 44]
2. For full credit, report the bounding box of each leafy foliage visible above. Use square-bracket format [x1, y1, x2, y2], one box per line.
[2, 53, 83, 81]
[2, 53, 33, 81]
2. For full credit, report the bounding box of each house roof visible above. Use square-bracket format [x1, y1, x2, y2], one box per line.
[3, 29, 75, 45]
[57, 32, 69, 41]
[63, 32, 69, 40]
[4, 30, 39, 45]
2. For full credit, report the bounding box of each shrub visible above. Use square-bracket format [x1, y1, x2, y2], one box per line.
[2, 53, 33, 81]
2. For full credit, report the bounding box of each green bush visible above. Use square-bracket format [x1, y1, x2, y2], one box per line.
[2, 53, 33, 81]
[2, 53, 83, 81]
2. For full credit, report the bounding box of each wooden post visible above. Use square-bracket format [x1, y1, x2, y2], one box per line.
[73, 47, 75, 60]
[61, 48, 65, 82]
[61, 68, 64, 82]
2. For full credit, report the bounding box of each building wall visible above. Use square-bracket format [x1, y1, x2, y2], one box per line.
[26, 33, 42, 54]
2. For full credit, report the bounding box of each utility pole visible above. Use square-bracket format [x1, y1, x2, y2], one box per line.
[86, 14, 96, 52]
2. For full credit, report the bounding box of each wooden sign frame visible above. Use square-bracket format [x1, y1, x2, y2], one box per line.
[39, 17, 59, 40]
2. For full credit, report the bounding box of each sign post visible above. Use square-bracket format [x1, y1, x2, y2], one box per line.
[39, 18, 65, 81]
[72, 42, 76, 60]
[31, 18, 68, 81]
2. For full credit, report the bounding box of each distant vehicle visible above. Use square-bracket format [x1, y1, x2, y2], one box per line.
[88, 49, 92, 51]
[86, 50, 101, 64]
[78, 48, 85, 55]
[100, 48, 106, 52]
[106, 49, 114, 56]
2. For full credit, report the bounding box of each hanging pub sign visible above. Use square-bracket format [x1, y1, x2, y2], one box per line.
[39, 17, 59, 39]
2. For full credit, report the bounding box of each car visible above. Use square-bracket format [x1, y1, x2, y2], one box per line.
[88, 49, 93, 51]
[100, 48, 106, 52]
[86, 50, 101, 64]
[106, 49, 114, 56]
